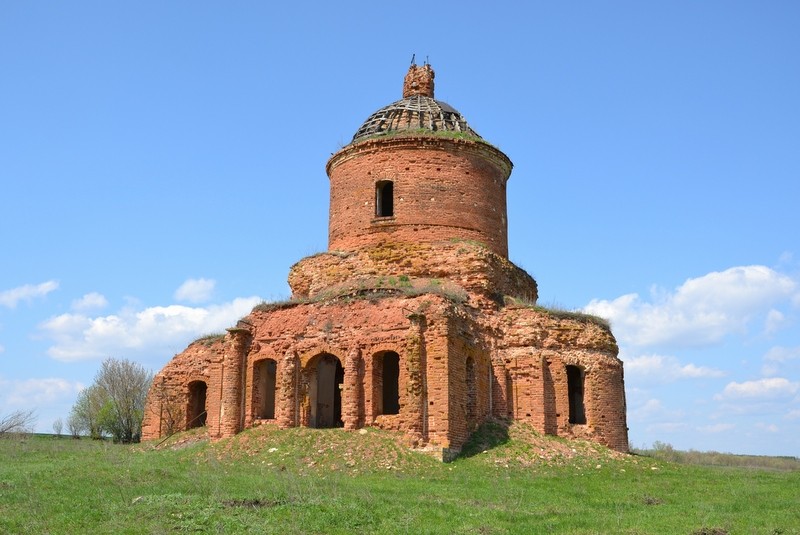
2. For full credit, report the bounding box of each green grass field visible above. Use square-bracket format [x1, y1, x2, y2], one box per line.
[1, 423, 797, 534]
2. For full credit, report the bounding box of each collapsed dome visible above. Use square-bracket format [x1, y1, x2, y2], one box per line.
[327, 62, 512, 258]
[351, 63, 481, 143]
[352, 95, 480, 142]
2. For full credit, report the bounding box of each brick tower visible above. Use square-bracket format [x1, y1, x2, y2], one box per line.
[142, 63, 629, 459]
[328, 63, 511, 257]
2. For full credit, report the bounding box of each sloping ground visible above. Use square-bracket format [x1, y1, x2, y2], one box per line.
[144, 419, 640, 475]
[458, 418, 630, 468]
[5, 431, 798, 533]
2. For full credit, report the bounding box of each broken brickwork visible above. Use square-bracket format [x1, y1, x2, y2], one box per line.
[142, 64, 629, 458]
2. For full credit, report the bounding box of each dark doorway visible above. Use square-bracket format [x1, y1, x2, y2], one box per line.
[380, 351, 400, 415]
[566, 365, 586, 425]
[376, 180, 394, 217]
[255, 359, 277, 419]
[311, 354, 344, 428]
[187, 381, 207, 428]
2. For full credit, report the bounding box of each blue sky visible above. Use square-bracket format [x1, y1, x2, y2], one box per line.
[1, 2, 798, 456]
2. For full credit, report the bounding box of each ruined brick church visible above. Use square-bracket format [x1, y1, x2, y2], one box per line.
[142, 63, 629, 458]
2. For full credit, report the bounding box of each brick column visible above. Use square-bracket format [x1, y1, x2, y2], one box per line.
[219, 327, 250, 437]
[405, 313, 427, 442]
[277, 350, 299, 428]
[342, 347, 363, 430]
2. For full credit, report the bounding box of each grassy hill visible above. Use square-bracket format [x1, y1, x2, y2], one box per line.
[1, 422, 797, 534]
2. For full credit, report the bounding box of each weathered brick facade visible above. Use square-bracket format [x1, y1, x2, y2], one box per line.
[142, 63, 629, 458]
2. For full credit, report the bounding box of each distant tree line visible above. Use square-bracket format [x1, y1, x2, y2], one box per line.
[68, 357, 152, 443]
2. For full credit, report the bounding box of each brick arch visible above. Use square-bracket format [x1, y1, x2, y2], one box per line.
[541, 352, 584, 433]
[554, 352, 616, 430]
[299, 344, 344, 368]
[562, 351, 628, 450]
[464, 349, 492, 432]
[371, 349, 402, 418]
[245, 346, 280, 427]
[185, 378, 208, 429]
[300, 349, 346, 429]
[250, 356, 278, 421]
[249, 346, 280, 363]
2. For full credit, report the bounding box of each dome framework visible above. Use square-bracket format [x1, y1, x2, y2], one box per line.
[352, 95, 480, 142]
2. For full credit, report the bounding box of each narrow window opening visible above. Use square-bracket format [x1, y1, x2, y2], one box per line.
[466, 356, 477, 423]
[381, 352, 400, 415]
[566, 365, 586, 425]
[376, 180, 394, 217]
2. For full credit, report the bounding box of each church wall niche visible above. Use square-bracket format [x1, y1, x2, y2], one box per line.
[186, 380, 207, 429]
[252, 358, 277, 421]
[372, 350, 400, 417]
[302, 352, 344, 429]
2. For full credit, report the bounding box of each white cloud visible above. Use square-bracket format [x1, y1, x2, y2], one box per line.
[761, 346, 800, 377]
[40, 296, 261, 362]
[174, 278, 216, 304]
[785, 410, 800, 420]
[624, 354, 725, 383]
[764, 309, 786, 335]
[645, 422, 689, 434]
[71, 292, 109, 312]
[764, 346, 800, 364]
[584, 266, 797, 348]
[0, 280, 59, 308]
[0, 377, 84, 407]
[715, 377, 799, 401]
[629, 398, 664, 421]
[697, 423, 735, 433]
[628, 398, 685, 424]
[756, 422, 780, 433]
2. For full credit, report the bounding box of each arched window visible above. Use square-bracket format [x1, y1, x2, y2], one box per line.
[566, 365, 586, 425]
[375, 180, 394, 217]
[187, 381, 207, 429]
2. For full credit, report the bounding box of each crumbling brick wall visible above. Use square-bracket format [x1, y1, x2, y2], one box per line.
[143, 284, 628, 455]
[142, 64, 629, 457]
[327, 137, 512, 258]
[141, 339, 218, 439]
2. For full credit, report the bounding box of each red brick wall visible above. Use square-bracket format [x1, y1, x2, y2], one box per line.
[497, 306, 628, 452]
[141, 339, 219, 440]
[327, 136, 512, 258]
[143, 65, 629, 457]
[402, 64, 434, 98]
[143, 287, 628, 455]
[288, 241, 537, 303]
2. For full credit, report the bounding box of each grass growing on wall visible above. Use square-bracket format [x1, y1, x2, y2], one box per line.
[192, 333, 226, 346]
[1, 426, 798, 534]
[504, 296, 612, 330]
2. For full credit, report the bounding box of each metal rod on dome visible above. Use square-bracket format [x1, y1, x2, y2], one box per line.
[410, 53, 416, 66]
